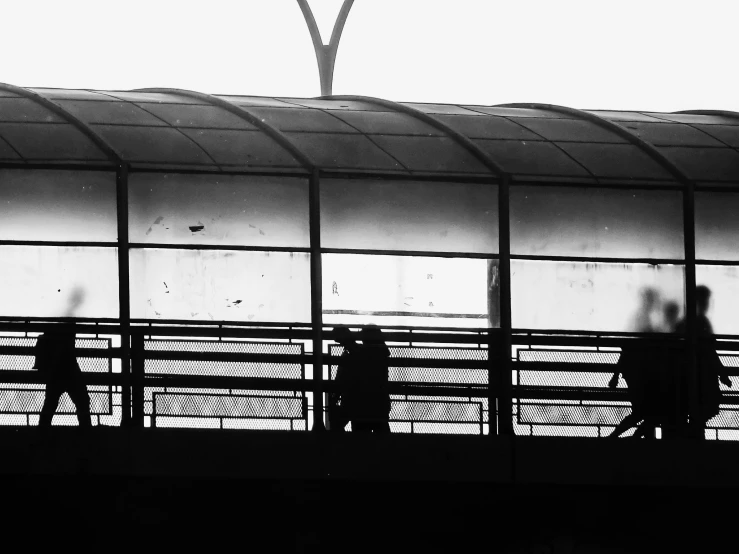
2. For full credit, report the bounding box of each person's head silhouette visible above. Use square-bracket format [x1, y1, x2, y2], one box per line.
[663, 301, 680, 331]
[696, 285, 711, 316]
[333, 325, 356, 348]
[361, 324, 385, 346]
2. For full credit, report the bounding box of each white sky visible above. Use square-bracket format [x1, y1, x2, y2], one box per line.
[1, 0, 737, 112]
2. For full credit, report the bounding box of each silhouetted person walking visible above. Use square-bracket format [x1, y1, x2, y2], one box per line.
[329, 326, 360, 432]
[607, 288, 660, 438]
[675, 286, 731, 439]
[35, 288, 91, 428]
[351, 325, 391, 434]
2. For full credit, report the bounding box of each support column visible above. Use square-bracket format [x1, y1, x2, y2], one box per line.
[115, 163, 133, 427]
[497, 177, 513, 435]
[309, 170, 325, 431]
[683, 183, 700, 438]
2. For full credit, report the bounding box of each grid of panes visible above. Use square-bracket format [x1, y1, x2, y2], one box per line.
[509, 185, 687, 437]
[0, 169, 122, 426]
[695, 188, 739, 439]
[127, 172, 312, 429]
[319, 177, 498, 433]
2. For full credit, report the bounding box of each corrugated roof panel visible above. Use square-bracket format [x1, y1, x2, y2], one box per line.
[511, 118, 628, 143]
[615, 121, 725, 147]
[94, 125, 215, 166]
[403, 103, 484, 116]
[0, 98, 66, 123]
[558, 143, 674, 181]
[180, 129, 304, 168]
[658, 147, 739, 182]
[589, 111, 668, 123]
[370, 135, 490, 174]
[694, 125, 739, 148]
[474, 139, 590, 177]
[0, 136, 22, 160]
[433, 114, 541, 140]
[331, 110, 443, 136]
[286, 132, 405, 171]
[55, 99, 167, 126]
[246, 107, 356, 133]
[137, 103, 256, 130]
[464, 106, 566, 119]
[644, 113, 738, 125]
[0, 123, 109, 161]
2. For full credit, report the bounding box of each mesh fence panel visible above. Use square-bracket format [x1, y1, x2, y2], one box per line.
[144, 340, 303, 377]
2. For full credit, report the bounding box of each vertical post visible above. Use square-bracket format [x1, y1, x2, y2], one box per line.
[309, 169, 325, 431]
[497, 177, 514, 435]
[115, 163, 133, 427]
[683, 183, 699, 438]
[297, 0, 355, 96]
[131, 330, 145, 427]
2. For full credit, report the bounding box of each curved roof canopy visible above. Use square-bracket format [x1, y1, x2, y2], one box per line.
[0, 84, 737, 186]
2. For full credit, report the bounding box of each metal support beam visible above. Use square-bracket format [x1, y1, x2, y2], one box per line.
[297, 0, 355, 96]
[116, 163, 135, 426]
[309, 169, 325, 431]
[497, 176, 513, 436]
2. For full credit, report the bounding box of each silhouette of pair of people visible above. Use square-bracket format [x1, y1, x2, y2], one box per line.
[608, 286, 730, 439]
[33, 288, 91, 428]
[330, 325, 391, 433]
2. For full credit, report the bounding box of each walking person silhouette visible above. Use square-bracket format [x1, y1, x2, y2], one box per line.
[351, 325, 391, 434]
[35, 288, 91, 428]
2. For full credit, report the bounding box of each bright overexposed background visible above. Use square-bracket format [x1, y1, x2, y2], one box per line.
[1, 0, 736, 111]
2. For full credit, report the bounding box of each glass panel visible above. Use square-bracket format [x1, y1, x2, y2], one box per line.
[321, 179, 498, 254]
[0, 170, 117, 242]
[510, 118, 626, 143]
[696, 192, 739, 261]
[285, 133, 403, 171]
[434, 114, 540, 140]
[369, 136, 489, 174]
[0, 123, 108, 161]
[658, 147, 739, 182]
[94, 126, 214, 165]
[0, 98, 65, 123]
[558, 143, 674, 180]
[620, 122, 724, 147]
[245, 107, 356, 133]
[323, 254, 497, 328]
[511, 260, 685, 332]
[129, 173, 309, 247]
[56, 100, 167, 126]
[695, 266, 739, 335]
[179, 129, 302, 167]
[694, 125, 739, 148]
[331, 111, 443, 136]
[474, 140, 590, 176]
[130, 249, 310, 323]
[137, 104, 256, 130]
[510, 186, 684, 259]
[0, 246, 118, 318]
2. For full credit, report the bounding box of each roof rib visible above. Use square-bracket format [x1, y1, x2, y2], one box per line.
[0, 83, 122, 164]
[134, 88, 315, 171]
[498, 103, 692, 184]
[328, 95, 506, 179]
